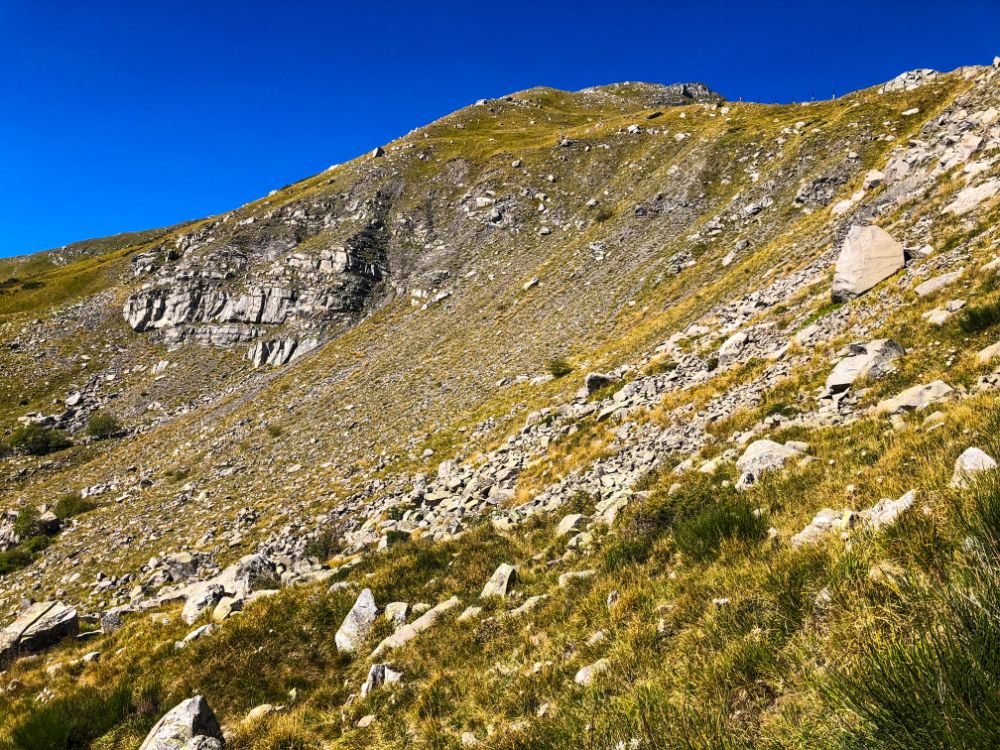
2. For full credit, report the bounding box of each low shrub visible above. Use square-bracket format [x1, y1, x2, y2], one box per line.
[9, 423, 72, 456]
[547, 357, 573, 378]
[54, 491, 97, 520]
[959, 298, 1000, 334]
[85, 411, 121, 439]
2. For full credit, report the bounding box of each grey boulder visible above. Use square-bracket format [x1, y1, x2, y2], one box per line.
[831, 225, 904, 302]
[138, 696, 224, 750]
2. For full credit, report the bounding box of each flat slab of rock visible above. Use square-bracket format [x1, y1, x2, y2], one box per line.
[831, 225, 904, 302]
[914, 270, 962, 297]
[139, 696, 224, 750]
[876, 380, 953, 414]
[736, 440, 802, 478]
[826, 339, 904, 393]
[945, 179, 999, 215]
[0, 601, 78, 666]
[371, 596, 460, 659]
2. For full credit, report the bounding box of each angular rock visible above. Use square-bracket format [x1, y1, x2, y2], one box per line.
[361, 663, 403, 696]
[480, 563, 517, 598]
[914, 270, 962, 298]
[951, 448, 998, 488]
[335, 587, 378, 654]
[876, 380, 953, 414]
[138, 696, 224, 750]
[831, 225, 905, 302]
[735, 440, 801, 479]
[825, 339, 904, 394]
[0, 601, 79, 666]
[371, 595, 460, 659]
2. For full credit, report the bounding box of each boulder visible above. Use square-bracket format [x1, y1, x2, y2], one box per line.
[181, 583, 226, 625]
[977, 340, 1000, 364]
[825, 339, 904, 394]
[138, 696, 224, 750]
[335, 588, 378, 654]
[951, 448, 998, 488]
[735, 440, 802, 480]
[385, 601, 409, 629]
[876, 380, 953, 414]
[583, 372, 618, 395]
[0, 601, 79, 666]
[480, 563, 517, 598]
[555, 514, 585, 537]
[831, 225, 905, 302]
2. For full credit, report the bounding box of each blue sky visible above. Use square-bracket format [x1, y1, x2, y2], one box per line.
[1, 1, 998, 258]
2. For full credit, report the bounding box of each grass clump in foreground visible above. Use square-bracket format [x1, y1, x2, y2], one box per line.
[959, 298, 1000, 334]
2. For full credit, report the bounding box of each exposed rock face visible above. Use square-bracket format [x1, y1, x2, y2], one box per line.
[879, 68, 938, 93]
[825, 340, 905, 394]
[0, 601, 79, 666]
[831, 225, 905, 302]
[123, 230, 387, 364]
[138, 696, 224, 750]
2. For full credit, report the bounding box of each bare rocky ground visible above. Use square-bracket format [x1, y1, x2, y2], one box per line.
[2, 62, 1000, 749]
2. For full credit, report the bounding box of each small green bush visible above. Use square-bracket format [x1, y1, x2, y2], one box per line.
[547, 357, 573, 378]
[595, 206, 613, 223]
[9, 423, 72, 456]
[85, 411, 121, 439]
[54, 491, 97, 520]
[674, 497, 768, 562]
[959, 299, 1000, 334]
[12, 504, 43, 539]
[8, 683, 135, 750]
[0, 546, 35, 576]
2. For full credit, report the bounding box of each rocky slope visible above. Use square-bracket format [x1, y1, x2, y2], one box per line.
[2, 61, 1000, 749]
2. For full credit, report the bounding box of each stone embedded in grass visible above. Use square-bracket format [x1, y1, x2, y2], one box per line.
[734, 439, 803, 488]
[385, 601, 409, 629]
[825, 339, 905, 394]
[978, 340, 1000, 364]
[951, 448, 998, 488]
[336, 587, 378, 654]
[945, 179, 1000, 215]
[914, 270, 963, 298]
[244, 704, 285, 723]
[361, 663, 403, 696]
[831, 225, 905, 302]
[480, 563, 517, 598]
[555, 513, 585, 537]
[175, 624, 216, 650]
[370, 595, 460, 659]
[574, 658, 611, 686]
[138, 695, 224, 750]
[559, 570, 596, 587]
[876, 380, 953, 414]
[862, 490, 916, 530]
[180, 582, 226, 625]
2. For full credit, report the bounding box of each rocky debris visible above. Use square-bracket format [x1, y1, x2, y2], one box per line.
[876, 380, 954, 414]
[336, 588, 378, 654]
[248, 338, 318, 367]
[791, 491, 916, 547]
[371, 596, 460, 659]
[574, 658, 610, 686]
[361, 663, 402, 696]
[138, 696, 224, 750]
[0, 601, 79, 666]
[951, 447, 998, 488]
[879, 69, 937, 93]
[825, 340, 904, 395]
[831, 226, 905, 302]
[481, 564, 517, 598]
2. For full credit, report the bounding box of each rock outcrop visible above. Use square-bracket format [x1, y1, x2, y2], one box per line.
[0, 601, 78, 666]
[138, 696, 224, 750]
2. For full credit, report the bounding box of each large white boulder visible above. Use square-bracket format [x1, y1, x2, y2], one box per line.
[831, 225, 905, 302]
[335, 588, 378, 654]
[876, 380, 953, 414]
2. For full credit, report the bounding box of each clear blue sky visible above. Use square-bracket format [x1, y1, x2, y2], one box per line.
[2, 1, 998, 258]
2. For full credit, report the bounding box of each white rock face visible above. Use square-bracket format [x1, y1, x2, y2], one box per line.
[831, 226, 905, 302]
[825, 339, 904, 393]
[876, 380, 954, 414]
[335, 588, 378, 654]
[480, 563, 517, 598]
[951, 448, 998, 488]
[138, 696, 224, 750]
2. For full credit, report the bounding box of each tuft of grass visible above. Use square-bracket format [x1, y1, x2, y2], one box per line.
[85, 411, 121, 439]
[54, 491, 97, 520]
[959, 298, 1000, 334]
[547, 357, 573, 379]
[674, 496, 769, 562]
